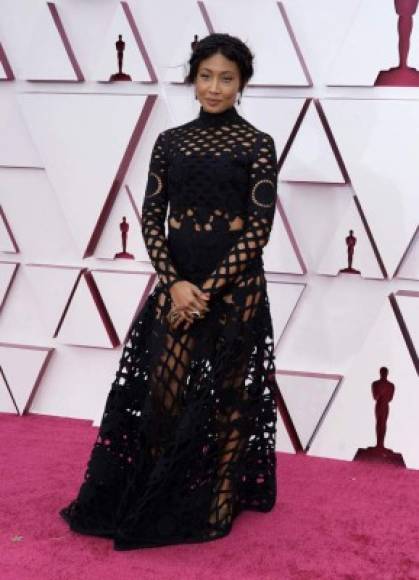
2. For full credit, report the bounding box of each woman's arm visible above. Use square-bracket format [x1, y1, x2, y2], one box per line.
[141, 131, 183, 291]
[198, 131, 278, 297]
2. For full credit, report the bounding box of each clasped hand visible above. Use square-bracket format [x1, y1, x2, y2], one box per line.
[168, 280, 210, 330]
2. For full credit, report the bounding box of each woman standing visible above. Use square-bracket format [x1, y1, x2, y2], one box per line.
[60, 32, 279, 550]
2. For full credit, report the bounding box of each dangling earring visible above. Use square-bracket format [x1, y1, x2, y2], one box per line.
[237, 92, 242, 105]
[195, 90, 197, 100]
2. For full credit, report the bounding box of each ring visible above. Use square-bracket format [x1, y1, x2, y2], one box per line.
[168, 309, 180, 322]
[191, 310, 201, 318]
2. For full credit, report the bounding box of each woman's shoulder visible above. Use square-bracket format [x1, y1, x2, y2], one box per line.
[234, 114, 275, 145]
[159, 119, 197, 140]
[236, 117, 275, 153]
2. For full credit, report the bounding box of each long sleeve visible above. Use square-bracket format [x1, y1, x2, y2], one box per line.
[198, 132, 278, 297]
[141, 131, 183, 291]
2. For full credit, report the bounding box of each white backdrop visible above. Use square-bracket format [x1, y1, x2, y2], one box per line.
[1, 0, 419, 468]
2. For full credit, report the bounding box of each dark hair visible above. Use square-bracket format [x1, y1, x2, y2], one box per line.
[184, 33, 254, 92]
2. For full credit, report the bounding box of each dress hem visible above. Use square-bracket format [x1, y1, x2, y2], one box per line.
[59, 502, 276, 550]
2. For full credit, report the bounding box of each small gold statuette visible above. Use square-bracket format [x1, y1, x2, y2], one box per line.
[109, 34, 132, 81]
[114, 216, 135, 259]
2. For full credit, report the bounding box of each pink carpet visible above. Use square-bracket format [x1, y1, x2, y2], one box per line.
[1, 413, 419, 580]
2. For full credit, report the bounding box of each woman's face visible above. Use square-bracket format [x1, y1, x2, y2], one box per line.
[194, 52, 241, 113]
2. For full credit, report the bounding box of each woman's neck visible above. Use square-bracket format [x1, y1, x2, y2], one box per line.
[197, 104, 240, 126]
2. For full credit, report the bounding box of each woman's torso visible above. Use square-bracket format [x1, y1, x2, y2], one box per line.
[164, 107, 264, 282]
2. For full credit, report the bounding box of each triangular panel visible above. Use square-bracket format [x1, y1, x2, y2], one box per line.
[266, 280, 306, 351]
[22, 2, 83, 81]
[57, 274, 116, 348]
[0, 206, 19, 253]
[277, 370, 342, 451]
[0, 261, 19, 314]
[280, 101, 345, 183]
[92, 1, 156, 83]
[25, 264, 82, 337]
[92, 270, 153, 343]
[19, 93, 156, 257]
[0, 343, 54, 414]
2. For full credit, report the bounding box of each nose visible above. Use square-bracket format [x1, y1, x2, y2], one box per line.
[209, 77, 221, 94]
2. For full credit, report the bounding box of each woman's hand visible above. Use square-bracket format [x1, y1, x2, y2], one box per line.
[167, 281, 210, 330]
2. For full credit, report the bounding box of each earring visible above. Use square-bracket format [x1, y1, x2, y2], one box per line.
[195, 91, 197, 100]
[237, 92, 242, 105]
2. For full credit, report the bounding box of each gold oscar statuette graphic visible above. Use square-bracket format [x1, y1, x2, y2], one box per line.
[109, 34, 132, 81]
[354, 367, 405, 466]
[339, 229, 361, 275]
[376, 0, 419, 86]
[114, 216, 135, 259]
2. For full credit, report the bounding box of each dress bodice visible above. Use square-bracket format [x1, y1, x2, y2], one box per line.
[141, 105, 278, 293]
[166, 106, 255, 226]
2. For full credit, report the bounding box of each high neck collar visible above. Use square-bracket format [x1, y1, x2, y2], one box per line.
[197, 105, 240, 127]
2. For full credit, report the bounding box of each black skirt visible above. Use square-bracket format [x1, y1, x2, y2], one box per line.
[59, 226, 278, 550]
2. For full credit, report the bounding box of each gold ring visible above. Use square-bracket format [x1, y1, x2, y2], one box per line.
[168, 309, 180, 322]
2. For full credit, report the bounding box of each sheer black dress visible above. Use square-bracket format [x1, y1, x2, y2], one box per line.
[59, 104, 279, 550]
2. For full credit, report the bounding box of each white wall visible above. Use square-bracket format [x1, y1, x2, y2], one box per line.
[1, 0, 419, 467]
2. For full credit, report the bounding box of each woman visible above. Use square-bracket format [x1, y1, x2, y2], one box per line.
[60, 32, 279, 550]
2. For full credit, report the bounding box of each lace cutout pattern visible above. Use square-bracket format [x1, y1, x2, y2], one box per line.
[141, 131, 182, 291]
[198, 132, 277, 295]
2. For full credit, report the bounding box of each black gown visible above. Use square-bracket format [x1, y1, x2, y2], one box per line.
[59, 104, 279, 550]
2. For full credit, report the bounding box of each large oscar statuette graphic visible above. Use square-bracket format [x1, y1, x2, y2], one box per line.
[109, 34, 132, 81]
[376, 0, 419, 86]
[114, 216, 134, 259]
[354, 367, 405, 466]
[339, 230, 361, 274]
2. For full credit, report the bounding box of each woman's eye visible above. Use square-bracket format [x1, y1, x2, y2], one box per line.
[199, 74, 232, 82]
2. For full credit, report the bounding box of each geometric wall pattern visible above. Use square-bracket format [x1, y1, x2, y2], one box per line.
[1, 0, 419, 469]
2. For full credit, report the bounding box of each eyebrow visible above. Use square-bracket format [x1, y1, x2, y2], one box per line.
[199, 67, 235, 74]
